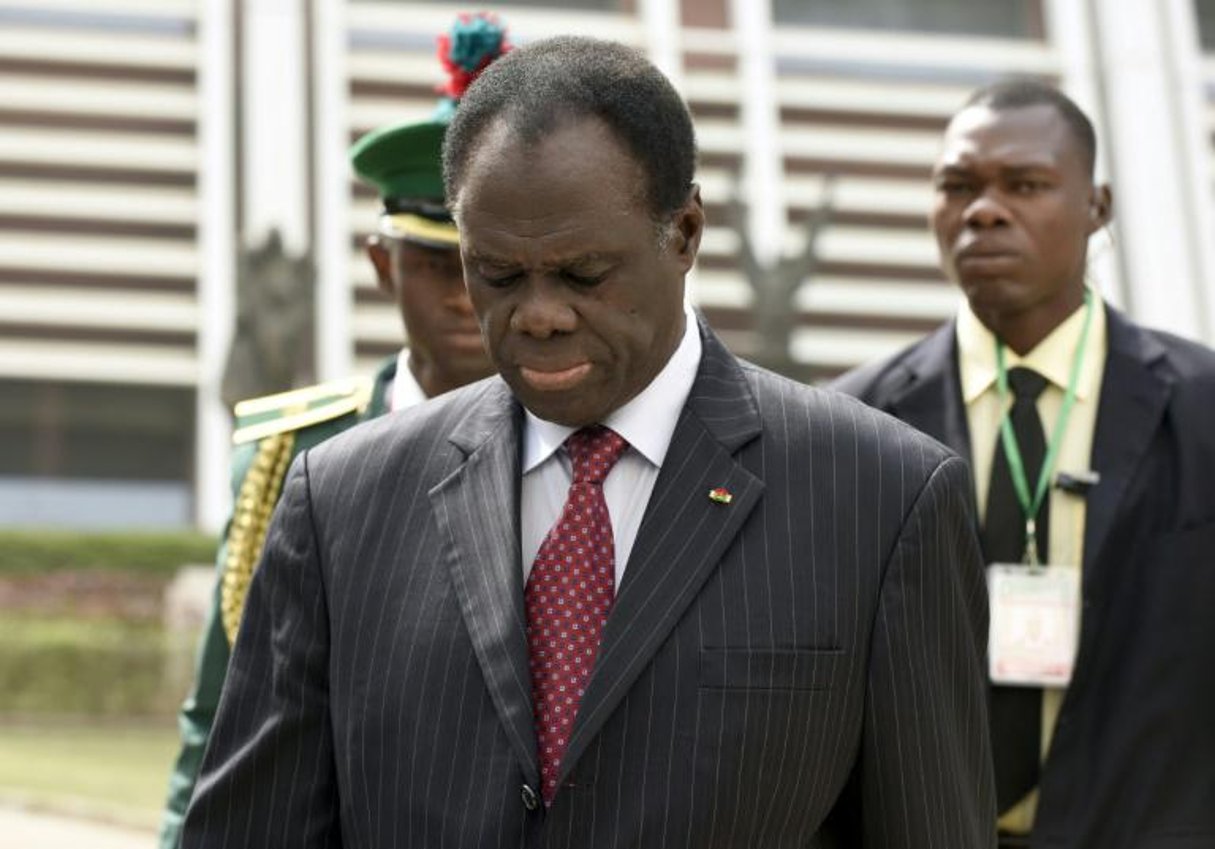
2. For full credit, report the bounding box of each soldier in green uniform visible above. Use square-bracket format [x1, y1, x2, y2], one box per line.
[157, 14, 510, 848]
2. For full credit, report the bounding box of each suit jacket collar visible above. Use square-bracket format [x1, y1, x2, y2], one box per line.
[362, 355, 398, 421]
[428, 380, 537, 784]
[428, 317, 766, 794]
[882, 321, 972, 463]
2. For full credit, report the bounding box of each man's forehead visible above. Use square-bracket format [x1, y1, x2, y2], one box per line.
[936, 103, 1079, 170]
[460, 207, 631, 266]
[466, 243, 615, 269]
[455, 117, 648, 239]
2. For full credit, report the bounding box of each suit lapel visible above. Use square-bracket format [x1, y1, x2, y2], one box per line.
[1083, 307, 1170, 576]
[559, 323, 764, 786]
[427, 381, 540, 786]
[888, 323, 972, 464]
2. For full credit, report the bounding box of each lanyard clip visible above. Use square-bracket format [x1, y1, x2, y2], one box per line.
[1023, 518, 1043, 570]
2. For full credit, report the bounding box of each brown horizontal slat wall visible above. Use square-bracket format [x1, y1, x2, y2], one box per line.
[343, 3, 1058, 382]
[684, 22, 1058, 381]
[0, 3, 200, 386]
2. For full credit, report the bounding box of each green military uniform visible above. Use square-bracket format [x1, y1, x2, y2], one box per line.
[158, 12, 509, 847]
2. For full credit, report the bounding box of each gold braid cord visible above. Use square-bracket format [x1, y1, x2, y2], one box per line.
[221, 431, 296, 646]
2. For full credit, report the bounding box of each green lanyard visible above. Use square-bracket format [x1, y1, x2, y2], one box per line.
[994, 288, 1095, 567]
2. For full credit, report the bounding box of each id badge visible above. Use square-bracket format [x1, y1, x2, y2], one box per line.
[987, 564, 1080, 687]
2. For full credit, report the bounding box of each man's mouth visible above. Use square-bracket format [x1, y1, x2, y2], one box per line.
[518, 362, 593, 391]
[956, 247, 1019, 273]
[956, 241, 1018, 261]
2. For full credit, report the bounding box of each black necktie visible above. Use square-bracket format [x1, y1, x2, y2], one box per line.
[982, 366, 1050, 813]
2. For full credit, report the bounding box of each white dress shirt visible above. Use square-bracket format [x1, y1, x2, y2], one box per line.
[520, 302, 702, 587]
[388, 351, 427, 413]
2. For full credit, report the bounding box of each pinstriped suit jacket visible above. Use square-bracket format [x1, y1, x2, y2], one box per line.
[182, 322, 996, 848]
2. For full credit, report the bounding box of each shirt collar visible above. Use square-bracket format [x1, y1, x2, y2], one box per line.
[955, 289, 1107, 404]
[523, 302, 703, 473]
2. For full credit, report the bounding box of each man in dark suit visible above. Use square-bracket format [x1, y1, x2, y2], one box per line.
[834, 80, 1215, 848]
[182, 37, 995, 848]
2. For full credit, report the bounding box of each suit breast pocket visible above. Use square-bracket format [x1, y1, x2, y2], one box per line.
[687, 647, 858, 812]
[698, 647, 843, 692]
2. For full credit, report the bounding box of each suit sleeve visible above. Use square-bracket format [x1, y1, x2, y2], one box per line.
[181, 452, 341, 849]
[860, 454, 996, 847]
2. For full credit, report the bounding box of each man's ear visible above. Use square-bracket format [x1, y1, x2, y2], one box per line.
[1087, 184, 1113, 234]
[365, 234, 394, 297]
[669, 183, 705, 271]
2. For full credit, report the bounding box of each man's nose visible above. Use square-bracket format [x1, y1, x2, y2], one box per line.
[963, 192, 1010, 228]
[509, 279, 578, 338]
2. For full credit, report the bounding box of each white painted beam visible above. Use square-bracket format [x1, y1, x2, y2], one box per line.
[313, 0, 354, 381]
[196, 0, 236, 532]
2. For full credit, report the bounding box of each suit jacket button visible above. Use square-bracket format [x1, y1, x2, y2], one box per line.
[521, 784, 540, 811]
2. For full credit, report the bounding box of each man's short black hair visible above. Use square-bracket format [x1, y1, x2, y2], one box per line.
[962, 78, 1098, 177]
[443, 35, 697, 220]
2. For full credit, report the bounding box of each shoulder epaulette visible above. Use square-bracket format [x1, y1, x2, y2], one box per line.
[231, 376, 374, 445]
[221, 375, 374, 645]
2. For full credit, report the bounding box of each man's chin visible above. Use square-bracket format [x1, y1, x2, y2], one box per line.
[508, 380, 611, 428]
[960, 276, 1024, 311]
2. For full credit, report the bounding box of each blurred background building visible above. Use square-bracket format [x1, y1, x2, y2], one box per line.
[0, 0, 1212, 532]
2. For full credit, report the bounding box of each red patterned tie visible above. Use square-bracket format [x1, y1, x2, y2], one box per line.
[525, 425, 628, 804]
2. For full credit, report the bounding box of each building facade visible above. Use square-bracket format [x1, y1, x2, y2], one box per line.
[1, 0, 1213, 530]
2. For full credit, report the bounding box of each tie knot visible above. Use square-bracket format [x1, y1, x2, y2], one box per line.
[1007, 366, 1048, 402]
[565, 425, 628, 485]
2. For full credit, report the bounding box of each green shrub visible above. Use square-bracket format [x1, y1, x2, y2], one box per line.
[0, 615, 184, 717]
[0, 530, 217, 577]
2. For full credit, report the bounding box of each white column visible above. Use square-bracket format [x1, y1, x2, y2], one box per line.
[195, 0, 236, 532]
[730, 0, 784, 266]
[1042, 0, 1125, 308]
[640, 0, 683, 90]
[1160, 0, 1215, 343]
[242, 0, 311, 254]
[1083, 0, 1214, 341]
[312, 0, 354, 380]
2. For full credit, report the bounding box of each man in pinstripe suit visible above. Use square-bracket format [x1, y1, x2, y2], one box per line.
[183, 37, 996, 848]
